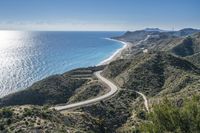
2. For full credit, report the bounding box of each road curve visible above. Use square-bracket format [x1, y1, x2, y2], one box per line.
[53, 70, 118, 111]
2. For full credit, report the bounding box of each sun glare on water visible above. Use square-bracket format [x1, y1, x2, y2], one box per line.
[0, 30, 29, 97]
[0, 30, 24, 49]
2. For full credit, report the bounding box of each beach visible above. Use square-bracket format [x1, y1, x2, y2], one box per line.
[97, 38, 129, 66]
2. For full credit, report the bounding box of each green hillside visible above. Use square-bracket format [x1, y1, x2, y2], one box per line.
[103, 52, 200, 96]
[0, 105, 102, 133]
[139, 96, 200, 133]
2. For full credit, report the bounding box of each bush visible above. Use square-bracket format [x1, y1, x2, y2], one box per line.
[1, 108, 13, 118]
[23, 108, 33, 117]
[139, 96, 200, 133]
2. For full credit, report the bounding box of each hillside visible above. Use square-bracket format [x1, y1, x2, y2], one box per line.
[105, 29, 200, 132]
[113, 29, 200, 61]
[103, 52, 200, 96]
[0, 105, 102, 133]
[186, 52, 200, 67]
[171, 33, 200, 57]
[117, 95, 200, 133]
[140, 96, 200, 133]
[75, 52, 200, 132]
[0, 66, 105, 107]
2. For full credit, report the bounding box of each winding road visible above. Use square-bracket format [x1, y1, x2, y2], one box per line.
[54, 37, 150, 111]
[54, 71, 118, 111]
[54, 70, 149, 112]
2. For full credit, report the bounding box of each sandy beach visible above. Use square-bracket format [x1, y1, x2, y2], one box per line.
[97, 38, 129, 66]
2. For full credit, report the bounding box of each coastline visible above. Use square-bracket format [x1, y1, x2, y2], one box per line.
[0, 36, 128, 98]
[97, 38, 129, 66]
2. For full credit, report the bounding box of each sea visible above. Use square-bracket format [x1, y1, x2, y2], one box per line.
[0, 31, 124, 97]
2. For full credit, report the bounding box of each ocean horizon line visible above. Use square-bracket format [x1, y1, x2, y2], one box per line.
[0, 29, 126, 32]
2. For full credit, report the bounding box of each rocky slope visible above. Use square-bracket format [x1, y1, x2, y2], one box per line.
[0, 105, 102, 133]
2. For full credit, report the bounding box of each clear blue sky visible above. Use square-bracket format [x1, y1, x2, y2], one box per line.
[0, 0, 199, 31]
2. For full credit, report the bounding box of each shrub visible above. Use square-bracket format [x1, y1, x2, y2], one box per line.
[1, 108, 13, 118]
[139, 96, 200, 133]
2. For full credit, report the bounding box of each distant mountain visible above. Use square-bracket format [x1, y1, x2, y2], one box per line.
[112, 30, 160, 43]
[176, 28, 200, 36]
[113, 28, 200, 43]
[144, 28, 167, 32]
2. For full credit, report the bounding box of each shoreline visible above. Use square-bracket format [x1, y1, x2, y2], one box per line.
[0, 37, 128, 98]
[97, 38, 129, 66]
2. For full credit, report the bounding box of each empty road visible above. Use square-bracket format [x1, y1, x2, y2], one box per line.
[54, 70, 149, 113]
[54, 71, 118, 111]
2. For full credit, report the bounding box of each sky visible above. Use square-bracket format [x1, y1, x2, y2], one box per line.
[0, 0, 199, 31]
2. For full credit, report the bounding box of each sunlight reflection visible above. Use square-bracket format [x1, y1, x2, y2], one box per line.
[0, 30, 23, 49]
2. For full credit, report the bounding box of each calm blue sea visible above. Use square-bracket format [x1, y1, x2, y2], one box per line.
[0, 31, 123, 97]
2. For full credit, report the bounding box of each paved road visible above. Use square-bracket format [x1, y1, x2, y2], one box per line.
[53, 70, 149, 113]
[54, 71, 118, 111]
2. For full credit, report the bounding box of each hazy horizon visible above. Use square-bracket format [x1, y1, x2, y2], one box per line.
[0, 27, 199, 32]
[0, 0, 200, 31]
